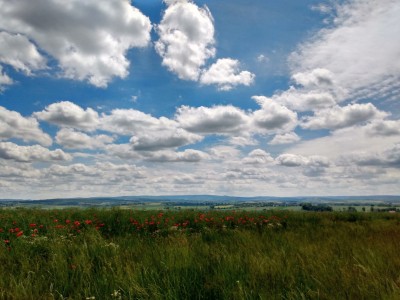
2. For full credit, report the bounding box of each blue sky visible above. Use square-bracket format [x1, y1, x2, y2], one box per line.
[0, 0, 399, 199]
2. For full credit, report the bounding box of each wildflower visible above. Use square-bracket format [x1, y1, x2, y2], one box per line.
[111, 290, 122, 299]
[65, 219, 71, 224]
[74, 221, 81, 227]
[54, 219, 58, 223]
[4, 240, 10, 244]
[16, 231, 24, 237]
[29, 223, 36, 228]
[84, 220, 92, 225]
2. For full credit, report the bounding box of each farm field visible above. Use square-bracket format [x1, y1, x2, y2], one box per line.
[1, 208, 400, 299]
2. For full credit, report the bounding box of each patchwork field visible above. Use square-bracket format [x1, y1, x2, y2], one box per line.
[1, 208, 400, 299]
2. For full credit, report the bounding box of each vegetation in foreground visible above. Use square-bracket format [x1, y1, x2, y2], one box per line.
[1, 208, 400, 299]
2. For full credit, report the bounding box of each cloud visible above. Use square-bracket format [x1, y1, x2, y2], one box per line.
[0, 66, 13, 90]
[251, 96, 298, 132]
[269, 132, 300, 145]
[302, 103, 387, 130]
[348, 144, 400, 168]
[262, 86, 338, 112]
[155, 0, 215, 80]
[310, 3, 333, 14]
[55, 128, 114, 149]
[0, 106, 52, 146]
[145, 149, 209, 162]
[290, 0, 400, 100]
[276, 153, 308, 167]
[34, 101, 99, 131]
[207, 145, 242, 161]
[242, 149, 274, 165]
[287, 124, 400, 160]
[0, 162, 41, 179]
[276, 153, 329, 168]
[130, 128, 202, 151]
[366, 120, 400, 137]
[47, 162, 145, 179]
[200, 58, 255, 91]
[257, 54, 269, 63]
[47, 163, 97, 177]
[228, 136, 258, 146]
[292, 68, 335, 89]
[0, 0, 151, 87]
[104, 144, 140, 160]
[0, 142, 71, 162]
[173, 174, 204, 185]
[176, 105, 249, 134]
[0, 32, 47, 75]
[100, 108, 162, 135]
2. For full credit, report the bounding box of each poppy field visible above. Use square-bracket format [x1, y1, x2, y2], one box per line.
[1, 208, 400, 299]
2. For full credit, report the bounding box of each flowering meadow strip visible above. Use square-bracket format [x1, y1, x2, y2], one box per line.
[0, 209, 286, 250]
[0, 208, 399, 299]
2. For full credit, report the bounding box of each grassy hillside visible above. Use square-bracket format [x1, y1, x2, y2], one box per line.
[1, 208, 400, 299]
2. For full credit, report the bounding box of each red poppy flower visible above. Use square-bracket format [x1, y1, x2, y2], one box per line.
[16, 231, 24, 237]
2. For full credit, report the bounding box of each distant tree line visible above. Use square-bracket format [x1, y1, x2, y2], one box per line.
[301, 203, 333, 212]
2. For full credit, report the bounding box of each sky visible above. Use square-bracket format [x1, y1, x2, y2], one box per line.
[0, 0, 400, 199]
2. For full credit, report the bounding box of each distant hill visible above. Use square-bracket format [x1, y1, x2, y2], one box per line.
[1, 194, 400, 207]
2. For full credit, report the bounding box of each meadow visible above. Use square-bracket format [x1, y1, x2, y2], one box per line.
[1, 208, 400, 299]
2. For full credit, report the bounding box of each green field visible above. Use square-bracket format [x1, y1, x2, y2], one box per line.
[1, 208, 400, 299]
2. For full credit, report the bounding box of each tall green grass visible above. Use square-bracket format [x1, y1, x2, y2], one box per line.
[1, 208, 399, 299]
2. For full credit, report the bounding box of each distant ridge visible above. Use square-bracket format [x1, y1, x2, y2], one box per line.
[1, 194, 400, 207]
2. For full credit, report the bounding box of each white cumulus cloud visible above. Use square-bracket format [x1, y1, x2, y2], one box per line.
[0, 106, 52, 146]
[55, 128, 114, 150]
[0, 0, 152, 87]
[302, 103, 387, 130]
[269, 132, 300, 145]
[130, 128, 202, 151]
[200, 58, 255, 91]
[34, 101, 100, 131]
[0, 142, 71, 162]
[176, 105, 249, 135]
[145, 149, 209, 162]
[155, 0, 215, 81]
[251, 96, 298, 133]
[242, 149, 274, 165]
[0, 32, 47, 75]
